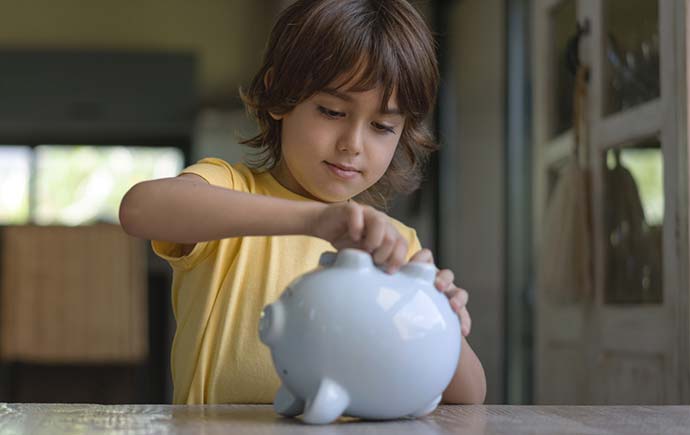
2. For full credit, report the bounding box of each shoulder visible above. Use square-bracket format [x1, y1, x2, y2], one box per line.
[388, 217, 417, 242]
[180, 158, 257, 192]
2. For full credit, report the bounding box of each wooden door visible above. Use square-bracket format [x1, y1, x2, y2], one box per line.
[532, 0, 689, 404]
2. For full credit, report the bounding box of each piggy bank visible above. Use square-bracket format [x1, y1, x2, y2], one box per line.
[258, 248, 461, 424]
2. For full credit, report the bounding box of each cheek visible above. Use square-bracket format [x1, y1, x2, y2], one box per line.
[362, 144, 397, 186]
[370, 136, 399, 166]
[282, 114, 332, 156]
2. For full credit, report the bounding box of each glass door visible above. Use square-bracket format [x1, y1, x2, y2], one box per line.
[587, 0, 684, 404]
[532, 0, 688, 404]
[533, 0, 593, 405]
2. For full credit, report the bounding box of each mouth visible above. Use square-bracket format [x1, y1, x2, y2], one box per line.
[324, 161, 361, 179]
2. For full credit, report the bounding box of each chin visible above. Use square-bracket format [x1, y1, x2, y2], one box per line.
[308, 187, 359, 203]
[312, 193, 351, 203]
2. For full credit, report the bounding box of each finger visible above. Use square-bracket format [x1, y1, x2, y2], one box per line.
[372, 231, 395, 266]
[434, 269, 455, 292]
[409, 248, 434, 264]
[347, 203, 364, 241]
[449, 288, 469, 311]
[459, 307, 472, 336]
[386, 237, 408, 274]
[362, 213, 386, 253]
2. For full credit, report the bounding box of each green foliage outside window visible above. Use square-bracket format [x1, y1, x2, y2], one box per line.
[0, 145, 184, 226]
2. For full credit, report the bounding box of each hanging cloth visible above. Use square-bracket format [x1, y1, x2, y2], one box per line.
[538, 64, 594, 305]
[604, 150, 662, 303]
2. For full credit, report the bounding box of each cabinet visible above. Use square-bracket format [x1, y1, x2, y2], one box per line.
[533, 0, 689, 404]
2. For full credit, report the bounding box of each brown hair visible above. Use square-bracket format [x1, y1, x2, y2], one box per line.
[240, 0, 439, 209]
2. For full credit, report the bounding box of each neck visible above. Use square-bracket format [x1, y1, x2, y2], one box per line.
[269, 160, 319, 201]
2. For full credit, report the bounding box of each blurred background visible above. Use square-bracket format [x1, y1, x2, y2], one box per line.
[0, 0, 687, 405]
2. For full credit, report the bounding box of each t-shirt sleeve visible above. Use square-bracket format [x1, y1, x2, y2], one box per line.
[151, 158, 241, 271]
[406, 229, 423, 261]
[404, 228, 423, 262]
[179, 158, 238, 188]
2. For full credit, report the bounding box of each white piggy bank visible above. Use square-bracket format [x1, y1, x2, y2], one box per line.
[258, 248, 461, 424]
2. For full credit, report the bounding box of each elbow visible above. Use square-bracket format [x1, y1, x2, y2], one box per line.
[469, 382, 487, 405]
[468, 371, 487, 404]
[442, 383, 486, 405]
[441, 362, 487, 405]
[118, 183, 146, 238]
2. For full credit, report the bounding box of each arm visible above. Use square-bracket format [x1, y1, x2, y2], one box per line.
[119, 173, 412, 271]
[119, 174, 320, 243]
[409, 249, 487, 404]
[441, 336, 487, 404]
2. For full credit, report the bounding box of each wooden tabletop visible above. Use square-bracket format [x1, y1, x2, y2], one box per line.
[1, 403, 689, 434]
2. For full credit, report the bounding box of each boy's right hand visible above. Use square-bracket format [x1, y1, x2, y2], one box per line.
[307, 200, 408, 273]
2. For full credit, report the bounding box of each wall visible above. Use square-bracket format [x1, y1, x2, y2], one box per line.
[0, 0, 275, 104]
[441, 0, 506, 404]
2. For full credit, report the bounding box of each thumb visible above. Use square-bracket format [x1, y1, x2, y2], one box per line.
[331, 233, 361, 251]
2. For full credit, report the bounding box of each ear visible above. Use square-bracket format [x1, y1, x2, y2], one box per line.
[263, 67, 274, 90]
[263, 67, 284, 121]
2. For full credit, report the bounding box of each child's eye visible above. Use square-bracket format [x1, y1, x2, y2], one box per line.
[372, 122, 396, 134]
[318, 106, 345, 119]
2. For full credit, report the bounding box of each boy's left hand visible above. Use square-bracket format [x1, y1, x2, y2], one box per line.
[410, 249, 471, 337]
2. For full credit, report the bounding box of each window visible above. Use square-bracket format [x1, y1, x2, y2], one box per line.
[0, 146, 31, 224]
[0, 145, 184, 226]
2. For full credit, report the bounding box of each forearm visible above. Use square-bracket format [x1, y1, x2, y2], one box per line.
[442, 336, 487, 404]
[119, 176, 322, 243]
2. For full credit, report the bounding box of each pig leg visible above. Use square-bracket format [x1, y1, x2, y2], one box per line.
[302, 378, 350, 425]
[408, 394, 442, 418]
[274, 384, 305, 417]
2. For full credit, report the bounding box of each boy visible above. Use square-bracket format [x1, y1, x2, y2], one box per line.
[119, 0, 486, 405]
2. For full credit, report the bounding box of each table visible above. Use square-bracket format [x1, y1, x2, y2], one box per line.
[1, 403, 689, 434]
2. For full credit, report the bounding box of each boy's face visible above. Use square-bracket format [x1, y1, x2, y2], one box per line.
[270, 85, 405, 202]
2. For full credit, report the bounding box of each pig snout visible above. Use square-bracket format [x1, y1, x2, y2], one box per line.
[259, 301, 285, 346]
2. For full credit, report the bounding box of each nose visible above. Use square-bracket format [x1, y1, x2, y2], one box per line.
[337, 125, 364, 155]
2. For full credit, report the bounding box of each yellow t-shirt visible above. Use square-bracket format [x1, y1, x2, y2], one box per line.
[152, 158, 422, 404]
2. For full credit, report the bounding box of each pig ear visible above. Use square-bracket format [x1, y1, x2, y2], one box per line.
[333, 249, 373, 269]
[318, 251, 337, 267]
[400, 261, 438, 284]
[302, 378, 350, 424]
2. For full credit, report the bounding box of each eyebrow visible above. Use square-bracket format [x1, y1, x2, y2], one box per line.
[322, 89, 403, 116]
